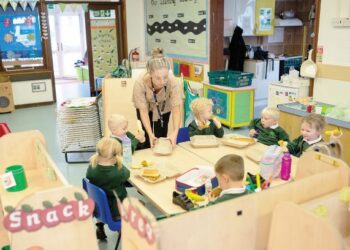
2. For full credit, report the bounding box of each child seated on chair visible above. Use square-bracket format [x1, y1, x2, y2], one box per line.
[287, 113, 325, 157]
[86, 137, 130, 240]
[188, 97, 224, 138]
[249, 107, 289, 146]
[208, 154, 248, 205]
[108, 114, 145, 153]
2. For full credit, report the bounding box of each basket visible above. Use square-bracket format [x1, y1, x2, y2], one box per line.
[208, 70, 253, 88]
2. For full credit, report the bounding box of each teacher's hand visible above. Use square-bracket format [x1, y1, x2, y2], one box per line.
[149, 133, 158, 148]
[168, 131, 178, 147]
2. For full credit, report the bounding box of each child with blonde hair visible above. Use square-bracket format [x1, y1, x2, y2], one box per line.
[209, 154, 247, 205]
[108, 113, 145, 153]
[287, 113, 326, 157]
[188, 97, 224, 138]
[86, 137, 130, 240]
[249, 107, 289, 145]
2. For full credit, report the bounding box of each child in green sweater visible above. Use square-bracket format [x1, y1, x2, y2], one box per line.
[188, 97, 224, 138]
[86, 137, 130, 240]
[208, 154, 247, 205]
[108, 114, 145, 153]
[287, 113, 325, 157]
[249, 107, 289, 146]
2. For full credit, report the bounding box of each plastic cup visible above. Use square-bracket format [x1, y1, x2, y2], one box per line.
[5, 165, 28, 192]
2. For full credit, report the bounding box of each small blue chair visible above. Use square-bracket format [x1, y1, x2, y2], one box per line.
[82, 178, 121, 250]
[176, 127, 190, 144]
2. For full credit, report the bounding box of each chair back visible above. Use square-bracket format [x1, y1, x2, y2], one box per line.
[176, 127, 190, 144]
[82, 178, 121, 231]
[0, 123, 11, 137]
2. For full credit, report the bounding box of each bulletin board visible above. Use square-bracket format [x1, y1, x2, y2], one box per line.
[0, 7, 43, 62]
[145, 0, 208, 62]
[90, 10, 118, 78]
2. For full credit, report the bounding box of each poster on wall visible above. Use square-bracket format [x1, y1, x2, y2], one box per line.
[0, 7, 43, 67]
[90, 10, 118, 78]
[145, 0, 208, 62]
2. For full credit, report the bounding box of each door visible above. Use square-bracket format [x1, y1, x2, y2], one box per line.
[48, 5, 87, 79]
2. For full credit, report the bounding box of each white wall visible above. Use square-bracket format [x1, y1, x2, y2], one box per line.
[125, 0, 146, 61]
[313, 0, 350, 105]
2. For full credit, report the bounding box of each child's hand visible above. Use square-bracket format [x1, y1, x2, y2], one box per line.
[249, 129, 257, 137]
[212, 117, 222, 128]
[136, 130, 146, 143]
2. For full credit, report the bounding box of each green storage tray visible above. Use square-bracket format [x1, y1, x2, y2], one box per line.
[208, 70, 254, 88]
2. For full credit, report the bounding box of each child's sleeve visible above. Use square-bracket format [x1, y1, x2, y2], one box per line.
[214, 125, 224, 138]
[248, 118, 258, 130]
[86, 165, 93, 179]
[127, 132, 139, 154]
[287, 137, 301, 156]
[120, 165, 131, 182]
[188, 121, 199, 137]
[277, 128, 290, 142]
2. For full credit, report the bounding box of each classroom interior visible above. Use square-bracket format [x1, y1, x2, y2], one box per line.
[1, 0, 350, 249]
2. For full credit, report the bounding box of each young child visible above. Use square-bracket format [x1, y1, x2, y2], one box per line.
[249, 107, 289, 146]
[287, 113, 326, 157]
[208, 154, 247, 205]
[86, 137, 130, 240]
[108, 114, 145, 153]
[188, 97, 224, 138]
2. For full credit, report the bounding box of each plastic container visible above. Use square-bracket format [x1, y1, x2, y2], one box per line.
[207, 70, 254, 88]
[121, 136, 132, 169]
[5, 165, 27, 192]
[280, 153, 292, 181]
[176, 167, 218, 195]
[260, 145, 283, 180]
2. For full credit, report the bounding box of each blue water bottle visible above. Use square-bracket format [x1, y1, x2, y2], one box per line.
[121, 136, 132, 169]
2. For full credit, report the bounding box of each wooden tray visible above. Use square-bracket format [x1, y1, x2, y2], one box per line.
[135, 162, 182, 184]
[190, 135, 219, 148]
[246, 148, 265, 163]
[222, 134, 256, 148]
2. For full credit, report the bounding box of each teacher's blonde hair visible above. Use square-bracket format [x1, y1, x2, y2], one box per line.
[90, 137, 122, 169]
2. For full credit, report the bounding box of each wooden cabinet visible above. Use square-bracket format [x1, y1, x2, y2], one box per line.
[279, 110, 350, 165]
[203, 82, 255, 128]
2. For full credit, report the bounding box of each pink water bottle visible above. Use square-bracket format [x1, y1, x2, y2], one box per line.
[280, 153, 292, 180]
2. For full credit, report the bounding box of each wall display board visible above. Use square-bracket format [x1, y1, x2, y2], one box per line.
[89, 9, 118, 78]
[145, 0, 208, 62]
[0, 7, 43, 68]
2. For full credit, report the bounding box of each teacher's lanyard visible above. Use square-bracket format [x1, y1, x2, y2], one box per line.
[151, 82, 166, 128]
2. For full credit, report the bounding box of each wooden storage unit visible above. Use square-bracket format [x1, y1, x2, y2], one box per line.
[279, 109, 350, 165]
[203, 82, 255, 128]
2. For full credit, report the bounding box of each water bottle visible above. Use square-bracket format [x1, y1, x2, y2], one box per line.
[205, 179, 212, 196]
[280, 153, 292, 181]
[121, 136, 132, 169]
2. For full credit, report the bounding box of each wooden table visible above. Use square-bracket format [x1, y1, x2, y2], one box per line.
[130, 136, 299, 216]
[178, 136, 299, 187]
[131, 146, 213, 216]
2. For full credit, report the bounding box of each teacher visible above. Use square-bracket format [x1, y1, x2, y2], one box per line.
[132, 57, 182, 148]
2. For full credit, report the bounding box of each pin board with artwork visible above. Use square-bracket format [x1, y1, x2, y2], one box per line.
[89, 9, 119, 78]
[145, 0, 208, 62]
